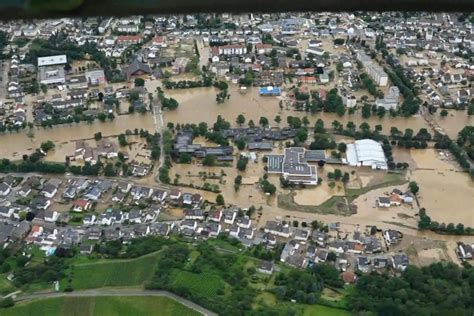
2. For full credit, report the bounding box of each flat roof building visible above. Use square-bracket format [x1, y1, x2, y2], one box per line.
[37, 55, 67, 85]
[267, 147, 318, 185]
[346, 139, 387, 170]
[38, 55, 67, 67]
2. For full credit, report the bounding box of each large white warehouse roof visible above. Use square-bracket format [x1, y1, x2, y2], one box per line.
[346, 139, 388, 170]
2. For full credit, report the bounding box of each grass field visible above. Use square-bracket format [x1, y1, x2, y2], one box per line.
[170, 270, 222, 298]
[2, 296, 199, 316]
[65, 252, 160, 290]
[303, 304, 351, 316]
[0, 276, 15, 295]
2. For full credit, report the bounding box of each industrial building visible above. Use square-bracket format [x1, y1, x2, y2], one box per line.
[346, 139, 388, 170]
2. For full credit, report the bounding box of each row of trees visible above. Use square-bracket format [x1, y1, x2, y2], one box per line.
[418, 208, 474, 235]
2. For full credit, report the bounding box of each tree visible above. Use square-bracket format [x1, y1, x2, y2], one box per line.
[314, 119, 325, 133]
[236, 114, 246, 126]
[342, 172, 350, 183]
[0, 297, 14, 308]
[179, 153, 192, 164]
[361, 103, 372, 118]
[94, 132, 102, 140]
[440, 109, 448, 117]
[216, 194, 225, 205]
[235, 138, 246, 150]
[409, 181, 419, 195]
[134, 78, 145, 87]
[248, 120, 255, 128]
[40, 141, 55, 153]
[97, 112, 107, 122]
[261, 179, 276, 194]
[118, 134, 128, 147]
[337, 142, 347, 153]
[234, 175, 242, 185]
[104, 163, 116, 177]
[237, 156, 249, 171]
[259, 116, 269, 127]
[203, 155, 217, 166]
[302, 117, 310, 127]
[274, 115, 282, 125]
[377, 106, 386, 118]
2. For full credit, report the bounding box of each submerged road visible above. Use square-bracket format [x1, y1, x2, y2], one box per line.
[15, 289, 217, 316]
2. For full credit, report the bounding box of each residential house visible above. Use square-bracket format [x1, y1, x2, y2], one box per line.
[392, 254, 409, 272]
[169, 189, 182, 202]
[80, 244, 94, 255]
[264, 221, 291, 238]
[236, 217, 251, 229]
[151, 189, 167, 203]
[229, 224, 240, 238]
[181, 219, 197, 231]
[294, 229, 310, 241]
[458, 243, 473, 260]
[311, 230, 327, 247]
[0, 206, 14, 218]
[185, 209, 205, 221]
[357, 256, 371, 273]
[117, 182, 132, 193]
[209, 210, 222, 222]
[377, 197, 391, 208]
[31, 197, 51, 210]
[223, 209, 237, 225]
[72, 199, 92, 212]
[384, 229, 402, 245]
[44, 211, 60, 223]
[257, 261, 274, 274]
[83, 214, 96, 226]
[0, 183, 11, 197]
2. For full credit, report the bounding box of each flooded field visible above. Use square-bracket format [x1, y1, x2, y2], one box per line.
[0, 114, 155, 160]
[164, 86, 430, 132]
[434, 110, 474, 139]
[409, 149, 474, 226]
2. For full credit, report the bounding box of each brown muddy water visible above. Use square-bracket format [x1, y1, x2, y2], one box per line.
[164, 86, 431, 133]
[0, 114, 155, 160]
[408, 149, 474, 226]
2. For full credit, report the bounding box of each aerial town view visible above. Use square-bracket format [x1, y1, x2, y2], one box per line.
[0, 11, 472, 316]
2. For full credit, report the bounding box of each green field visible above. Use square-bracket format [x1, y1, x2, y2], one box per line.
[65, 252, 160, 290]
[170, 270, 222, 298]
[2, 296, 199, 316]
[303, 304, 351, 316]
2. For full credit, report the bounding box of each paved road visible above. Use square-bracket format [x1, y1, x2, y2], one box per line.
[15, 289, 217, 316]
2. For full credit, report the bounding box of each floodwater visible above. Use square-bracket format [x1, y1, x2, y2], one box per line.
[164, 85, 430, 133]
[0, 114, 155, 160]
[434, 110, 474, 139]
[409, 149, 474, 226]
[294, 181, 345, 206]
